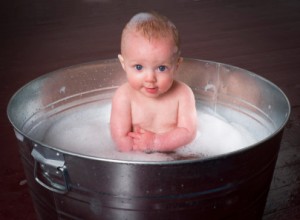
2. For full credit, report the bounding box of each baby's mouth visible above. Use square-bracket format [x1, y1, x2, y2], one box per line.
[145, 87, 158, 94]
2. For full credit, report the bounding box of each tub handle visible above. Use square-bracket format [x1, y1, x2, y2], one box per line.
[31, 145, 69, 194]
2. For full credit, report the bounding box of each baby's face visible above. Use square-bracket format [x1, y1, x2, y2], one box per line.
[119, 31, 181, 98]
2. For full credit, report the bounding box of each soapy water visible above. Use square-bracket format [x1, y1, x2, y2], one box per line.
[27, 99, 272, 162]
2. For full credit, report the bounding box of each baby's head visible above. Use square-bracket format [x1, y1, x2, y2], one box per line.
[120, 12, 181, 58]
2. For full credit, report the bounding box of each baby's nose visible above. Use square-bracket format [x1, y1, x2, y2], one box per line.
[145, 70, 156, 82]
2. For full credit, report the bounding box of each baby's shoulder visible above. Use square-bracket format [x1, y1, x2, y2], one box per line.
[113, 83, 132, 101]
[115, 83, 131, 94]
[173, 80, 193, 95]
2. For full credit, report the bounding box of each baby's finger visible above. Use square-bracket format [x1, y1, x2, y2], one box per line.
[128, 132, 139, 138]
[133, 125, 141, 132]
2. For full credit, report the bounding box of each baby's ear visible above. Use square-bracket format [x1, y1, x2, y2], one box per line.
[118, 54, 125, 70]
[176, 57, 183, 70]
[178, 57, 183, 64]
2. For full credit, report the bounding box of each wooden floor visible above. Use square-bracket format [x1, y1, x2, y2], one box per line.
[1, 0, 300, 219]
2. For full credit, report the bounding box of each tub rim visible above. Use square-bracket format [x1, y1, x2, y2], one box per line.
[7, 58, 291, 165]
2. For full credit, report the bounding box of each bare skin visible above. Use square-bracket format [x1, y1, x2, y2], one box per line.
[110, 29, 197, 152]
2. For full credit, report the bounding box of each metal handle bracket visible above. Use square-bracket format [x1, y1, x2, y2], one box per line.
[31, 144, 69, 194]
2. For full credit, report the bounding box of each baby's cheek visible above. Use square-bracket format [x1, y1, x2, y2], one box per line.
[159, 78, 174, 91]
[128, 78, 141, 90]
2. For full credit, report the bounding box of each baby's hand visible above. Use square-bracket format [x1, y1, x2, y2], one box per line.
[128, 126, 156, 152]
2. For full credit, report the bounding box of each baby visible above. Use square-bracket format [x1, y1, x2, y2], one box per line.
[110, 12, 197, 152]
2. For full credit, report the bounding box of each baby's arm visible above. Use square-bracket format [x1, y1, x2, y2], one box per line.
[129, 126, 196, 152]
[129, 85, 197, 152]
[110, 85, 133, 152]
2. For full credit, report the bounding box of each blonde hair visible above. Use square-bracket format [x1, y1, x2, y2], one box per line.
[121, 12, 181, 55]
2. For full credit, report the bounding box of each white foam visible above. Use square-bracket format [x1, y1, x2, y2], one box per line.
[177, 112, 256, 157]
[204, 84, 216, 92]
[28, 100, 271, 161]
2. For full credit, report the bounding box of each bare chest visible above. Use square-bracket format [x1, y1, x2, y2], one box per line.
[131, 99, 178, 133]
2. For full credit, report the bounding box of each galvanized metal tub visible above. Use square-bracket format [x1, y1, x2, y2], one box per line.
[7, 58, 290, 220]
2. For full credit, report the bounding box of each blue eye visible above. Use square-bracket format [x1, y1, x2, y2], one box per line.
[135, 64, 143, 70]
[158, 65, 167, 72]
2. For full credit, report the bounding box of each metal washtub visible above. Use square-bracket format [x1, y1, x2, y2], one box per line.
[7, 58, 290, 219]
